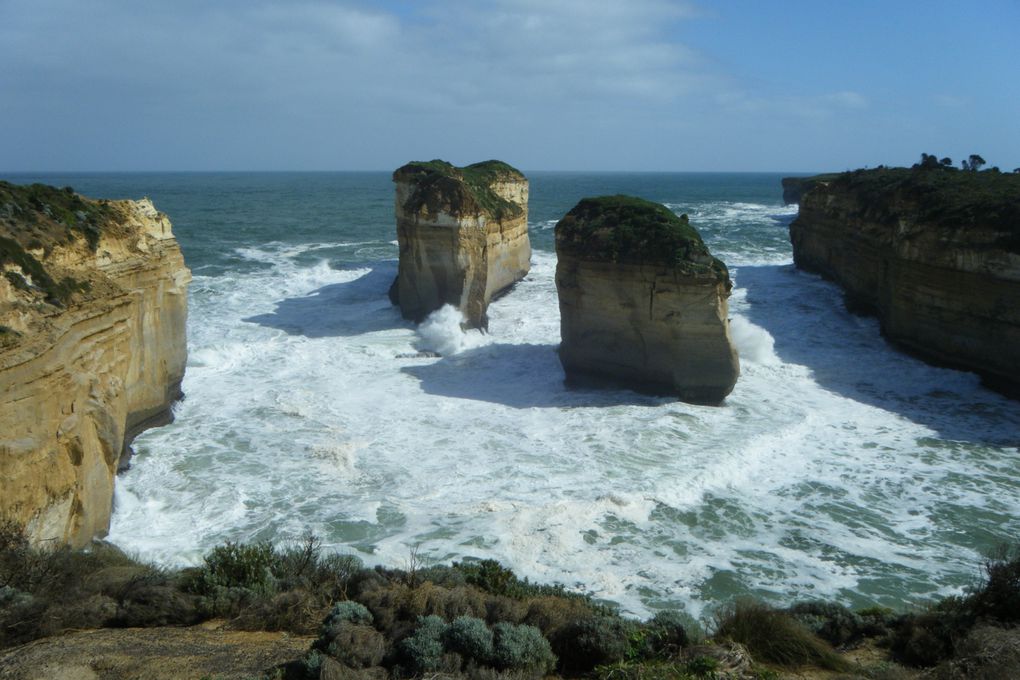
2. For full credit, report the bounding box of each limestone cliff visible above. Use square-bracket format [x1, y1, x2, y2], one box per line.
[390, 160, 530, 329]
[555, 195, 739, 404]
[0, 182, 190, 547]
[788, 167, 1020, 393]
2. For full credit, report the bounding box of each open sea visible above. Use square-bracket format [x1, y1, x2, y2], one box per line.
[5, 171, 1019, 620]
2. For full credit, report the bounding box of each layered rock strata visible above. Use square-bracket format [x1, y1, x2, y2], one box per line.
[0, 182, 190, 547]
[390, 160, 530, 329]
[555, 195, 739, 404]
[788, 167, 1020, 393]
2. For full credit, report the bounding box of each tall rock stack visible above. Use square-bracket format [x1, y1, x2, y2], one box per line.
[788, 166, 1020, 394]
[0, 182, 190, 547]
[555, 195, 739, 404]
[391, 160, 530, 329]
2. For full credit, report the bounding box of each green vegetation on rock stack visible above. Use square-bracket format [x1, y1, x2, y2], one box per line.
[393, 159, 525, 221]
[555, 195, 729, 281]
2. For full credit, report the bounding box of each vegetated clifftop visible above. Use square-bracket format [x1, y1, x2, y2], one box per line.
[389, 160, 530, 330]
[0, 181, 190, 547]
[787, 166, 1020, 394]
[555, 195, 739, 404]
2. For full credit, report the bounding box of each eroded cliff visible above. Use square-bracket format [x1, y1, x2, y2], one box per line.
[555, 195, 739, 404]
[0, 182, 190, 547]
[390, 160, 530, 329]
[788, 167, 1020, 393]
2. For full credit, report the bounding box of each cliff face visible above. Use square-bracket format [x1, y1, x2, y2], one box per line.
[555, 196, 739, 404]
[0, 182, 190, 547]
[390, 160, 530, 329]
[788, 167, 1020, 393]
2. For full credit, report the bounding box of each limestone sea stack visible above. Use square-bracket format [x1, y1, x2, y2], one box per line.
[390, 160, 530, 329]
[555, 195, 739, 404]
[0, 182, 190, 547]
[788, 166, 1020, 394]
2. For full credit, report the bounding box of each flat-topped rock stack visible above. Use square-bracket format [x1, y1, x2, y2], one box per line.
[390, 160, 530, 330]
[554, 195, 739, 404]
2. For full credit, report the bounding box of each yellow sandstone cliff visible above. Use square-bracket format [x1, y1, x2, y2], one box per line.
[0, 182, 189, 547]
[390, 160, 530, 330]
[788, 167, 1020, 394]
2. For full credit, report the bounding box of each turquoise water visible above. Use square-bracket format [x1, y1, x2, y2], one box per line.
[5, 171, 1018, 619]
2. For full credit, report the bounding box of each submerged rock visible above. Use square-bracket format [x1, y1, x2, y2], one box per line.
[0, 181, 190, 547]
[554, 195, 739, 404]
[390, 159, 530, 329]
[787, 166, 1020, 395]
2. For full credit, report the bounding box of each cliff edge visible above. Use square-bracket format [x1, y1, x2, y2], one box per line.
[787, 166, 1020, 394]
[555, 195, 739, 404]
[390, 159, 530, 329]
[0, 181, 190, 547]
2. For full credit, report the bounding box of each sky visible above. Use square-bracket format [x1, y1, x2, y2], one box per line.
[1, 0, 1018, 172]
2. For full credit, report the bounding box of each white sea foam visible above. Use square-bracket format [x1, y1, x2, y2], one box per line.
[107, 205, 1020, 620]
[415, 305, 488, 356]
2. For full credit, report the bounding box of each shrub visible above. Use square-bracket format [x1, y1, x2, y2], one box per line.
[399, 615, 449, 673]
[444, 615, 494, 663]
[324, 600, 374, 627]
[714, 599, 849, 671]
[553, 615, 633, 673]
[968, 544, 1020, 624]
[645, 610, 692, 658]
[233, 589, 318, 633]
[323, 622, 387, 668]
[787, 600, 871, 647]
[491, 622, 556, 675]
[523, 594, 601, 638]
[186, 541, 277, 597]
[889, 597, 969, 667]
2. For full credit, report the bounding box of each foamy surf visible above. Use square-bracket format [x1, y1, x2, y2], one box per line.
[95, 174, 1020, 623]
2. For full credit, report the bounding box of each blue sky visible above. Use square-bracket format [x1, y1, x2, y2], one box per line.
[1, 0, 1017, 171]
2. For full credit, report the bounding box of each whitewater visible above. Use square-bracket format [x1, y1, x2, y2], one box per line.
[13, 171, 1014, 621]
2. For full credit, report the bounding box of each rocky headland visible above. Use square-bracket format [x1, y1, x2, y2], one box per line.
[787, 165, 1020, 394]
[555, 195, 739, 404]
[390, 160, 530, 329]
[0, 182, 189, 547]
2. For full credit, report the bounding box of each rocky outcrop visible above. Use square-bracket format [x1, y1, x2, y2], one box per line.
[0, 182, 190, 547]
[390, 160, 530, 329]
[782, 174, 837, 205]
[788, 167, 1020, 394]
[555, 195, 739, 404]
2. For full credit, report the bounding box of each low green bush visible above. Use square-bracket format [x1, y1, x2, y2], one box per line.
[714, 599, 849, 671]
[444, 615, 494, 663]
[398, 614, 449, 674]
[491, 622, 557, 675]
[553, 615, 632, 673]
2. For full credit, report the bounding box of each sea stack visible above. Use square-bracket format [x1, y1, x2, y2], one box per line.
[0, 182, 190, 547]
[555, 195, 739, 404]
[788, 165, 1020, 394]
[390, 160, 530, 329]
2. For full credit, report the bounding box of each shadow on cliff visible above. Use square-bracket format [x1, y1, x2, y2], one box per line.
[735, 264, 1020, 447]
[401, 343, 665, 409]
[243, 265, 410, 338]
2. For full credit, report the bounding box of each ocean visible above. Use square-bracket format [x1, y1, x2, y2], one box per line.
[5, 171, 1019, 620]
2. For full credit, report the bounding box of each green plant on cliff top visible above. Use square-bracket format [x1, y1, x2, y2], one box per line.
[393, 159, 525, 221]
[797, 165, 1020, 251]
[0, 181, 116, 251]
[554, 195, 730, 282]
